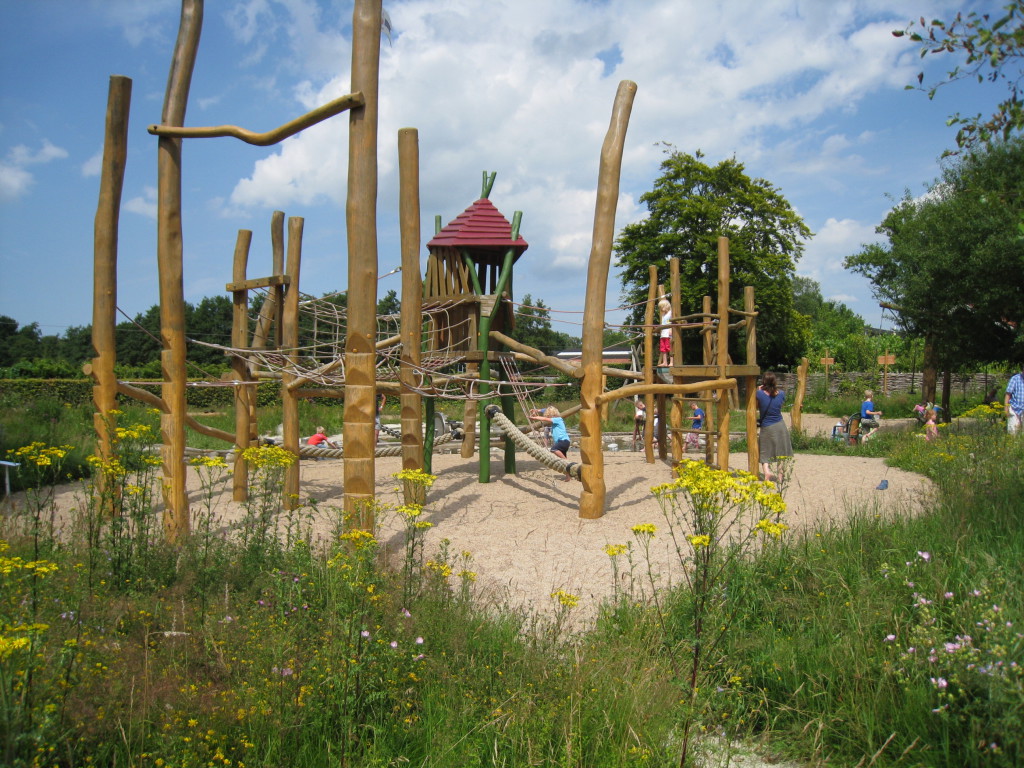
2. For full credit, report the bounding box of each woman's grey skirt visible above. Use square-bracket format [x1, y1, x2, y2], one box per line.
[758, 420, 792, 461]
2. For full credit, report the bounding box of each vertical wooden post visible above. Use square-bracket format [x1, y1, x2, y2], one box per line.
[883, 347, 890, 397]
[578, 80, 637, 520]
[792, 357, 809, 434]
[281, 217, 303, 508]
[642, 265, 657, 463]
[251, 212, 285, 350]
[91, 75, 132, 507]
[230, 229, 253, 501]
[702, 295, 714, 464]
[669, 257, 684, 462]
[343, 0, 382, 530]
[744, 285, 759, 475]
[715, 237, 731, 471]
[157, 0, 203, 543]
[398, 128, 424, 503]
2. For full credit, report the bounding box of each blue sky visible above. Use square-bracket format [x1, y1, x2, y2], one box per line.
[0, 0, 1009, 342]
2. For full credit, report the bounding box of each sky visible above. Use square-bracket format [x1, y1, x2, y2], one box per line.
[0, 0, 1010, 344]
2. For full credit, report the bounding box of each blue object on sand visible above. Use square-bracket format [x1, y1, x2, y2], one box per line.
[876, 479, 888, 490]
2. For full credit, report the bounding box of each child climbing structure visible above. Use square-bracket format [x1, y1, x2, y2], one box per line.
[87, 0, 760, 534]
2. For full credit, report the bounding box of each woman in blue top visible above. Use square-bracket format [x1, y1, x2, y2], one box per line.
[755, 372, 792, 482]
[529, 406, 572, 481]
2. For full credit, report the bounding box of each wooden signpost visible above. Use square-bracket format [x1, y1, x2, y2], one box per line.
[820, 348, 835, 393]
[878, 349, 896, 396]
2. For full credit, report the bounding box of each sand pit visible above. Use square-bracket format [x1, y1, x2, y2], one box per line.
[14, 415, 931, 627]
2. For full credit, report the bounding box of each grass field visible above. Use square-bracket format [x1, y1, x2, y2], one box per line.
[1, 397, 1021, 767]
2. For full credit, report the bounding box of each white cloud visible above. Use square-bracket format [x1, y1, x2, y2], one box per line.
[124, 186, 158, 219]
[0, 140, 69, 201]
[801, 217, 881, 282]
[91, 0, 179, 47]
[81, 149, 103, 178]
[9, 139, 68, 166]
[0, 162, 33, 201]
[207, 0, 930, 314]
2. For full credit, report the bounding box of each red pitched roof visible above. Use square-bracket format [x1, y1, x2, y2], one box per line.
[427, 198, 529, 252]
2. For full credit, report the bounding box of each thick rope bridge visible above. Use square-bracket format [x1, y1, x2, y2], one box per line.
[484, 405, 582, 481]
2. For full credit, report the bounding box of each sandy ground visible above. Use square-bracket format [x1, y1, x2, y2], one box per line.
[11, 414, 931, 628]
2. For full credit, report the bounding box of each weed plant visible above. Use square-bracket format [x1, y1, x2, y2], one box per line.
[1, 406, 1021, 766]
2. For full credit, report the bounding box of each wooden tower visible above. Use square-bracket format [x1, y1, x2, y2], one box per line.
[423, 173, 527, 482]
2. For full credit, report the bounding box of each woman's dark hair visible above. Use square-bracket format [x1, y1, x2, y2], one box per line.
[761, 371, 778, 397]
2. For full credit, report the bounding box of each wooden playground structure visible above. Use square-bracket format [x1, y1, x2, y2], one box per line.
[87, 0, 761, 538]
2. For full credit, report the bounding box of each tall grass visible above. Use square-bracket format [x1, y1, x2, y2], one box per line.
[1, 405, 1020, 766]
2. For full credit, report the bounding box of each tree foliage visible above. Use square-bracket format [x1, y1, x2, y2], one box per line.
[895, 2, 1024, 153]
[614, 149, 812, 368]
[512, 294, 580, 354]
[844, 137, 1024, 367]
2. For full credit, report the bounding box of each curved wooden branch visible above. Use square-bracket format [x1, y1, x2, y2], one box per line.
[488, 330, 581, 377]
[148, 92, 365, 145]
[595, 378, 737, 407]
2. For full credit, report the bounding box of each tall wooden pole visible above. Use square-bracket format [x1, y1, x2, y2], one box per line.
[744, 285, 759, 475]
[343, 0, 382, 530]
[157, 0, 202, 542]
[230, 229, 253, 501]
[578, 80, 637, 520]
[281, 217, 304, 508]
[398, 127, 425, 504]
[792, 357, 809, 434]
[669, 257, 684, 462]
[702, 294, 714, 463]
[642, 265, 657, 463]
[91, 75, 132, 502]
[715, 237, 731, 471]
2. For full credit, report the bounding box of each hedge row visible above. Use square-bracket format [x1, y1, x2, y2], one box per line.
[0, 379, 345, 409]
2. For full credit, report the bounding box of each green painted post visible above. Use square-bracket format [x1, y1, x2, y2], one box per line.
[423, 397, 435, 474]
[500, 364, 517, 474]
[476, 211, 521, 483]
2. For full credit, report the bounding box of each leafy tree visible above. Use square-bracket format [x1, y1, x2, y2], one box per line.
[512, 294, 580, 354]
[376, 289, 400, 316]
[188, 295, 234, 369]
[895, 2, 1024, 153]
[845, 137, 1024, 398]
[0, 316, 44, 368]
[614, 149, 812, 368]
[793, 277, 875, 369]
[115, 305, 163, 368]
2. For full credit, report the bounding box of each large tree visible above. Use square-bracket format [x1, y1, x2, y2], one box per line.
[895, 1, 1023, 154]
[845, 137, 1024, 399]
[615, 149, 812, 368]
[513, 294, 580, 354]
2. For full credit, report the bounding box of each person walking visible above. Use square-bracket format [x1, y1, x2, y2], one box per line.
[1005, 364, 1024, 435]
[756, 372, 792, 483]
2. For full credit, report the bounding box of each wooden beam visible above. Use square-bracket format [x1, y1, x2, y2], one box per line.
[148, 92, 365, 145]
[281, 217, 303, 507]
[343, 0, 382, 530]
[225, 274, 290, 292]
[578, 80, 637, 520]
[398, 126, 425, 502]
[91, 75, 132, 512]
[157, 0, 203, 544]
[230, 228, 253, 501]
